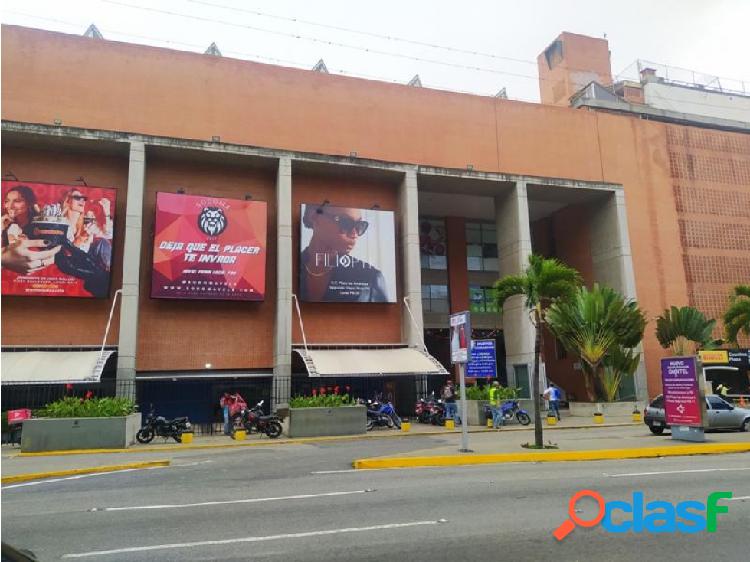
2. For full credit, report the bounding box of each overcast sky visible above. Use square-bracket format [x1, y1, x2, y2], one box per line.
[3, 0, 749, 102]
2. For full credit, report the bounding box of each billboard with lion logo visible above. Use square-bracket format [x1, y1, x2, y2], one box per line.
[150, 192, 267, 301]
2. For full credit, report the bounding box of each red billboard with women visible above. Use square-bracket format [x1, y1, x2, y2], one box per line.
[151, 192, 267, 301]
[1, 180, 116, 298]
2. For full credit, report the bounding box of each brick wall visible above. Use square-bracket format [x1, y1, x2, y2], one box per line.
[667, 125, 750, 344]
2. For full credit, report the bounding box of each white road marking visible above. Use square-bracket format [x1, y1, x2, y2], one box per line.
[727, 496, 750, 501]
[605, 467, 750, 478]
[2, 466, 166, 490]
[92, 489, 371, 512]
[62, 520, 443, 558]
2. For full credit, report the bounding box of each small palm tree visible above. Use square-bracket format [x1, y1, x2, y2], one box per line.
[724, 285, 750, 345]
[655, 306, 719, 356]
[601, 346, 641, 402]
[495, 254, 581, 448]
[546, 284, 646, 402]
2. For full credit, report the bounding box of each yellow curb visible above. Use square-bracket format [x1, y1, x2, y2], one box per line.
[353, 443, 750, 470]
[1, 459, 170, 484]
[15, 422, 639, 457]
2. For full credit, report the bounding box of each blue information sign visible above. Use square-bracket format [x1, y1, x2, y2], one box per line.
[467, 339, 497, 378]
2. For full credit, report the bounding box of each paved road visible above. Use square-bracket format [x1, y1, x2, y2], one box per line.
[2, 433, 750, 561]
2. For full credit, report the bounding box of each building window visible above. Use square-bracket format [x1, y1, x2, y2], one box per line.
[422, 284, 449, 313]
[466, 222, 498, 271]
[419, 218, 447, 270]
[469, 285, 498, 313]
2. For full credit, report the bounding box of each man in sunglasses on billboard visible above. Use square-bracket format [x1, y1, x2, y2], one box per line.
[300, 204, 390, 302]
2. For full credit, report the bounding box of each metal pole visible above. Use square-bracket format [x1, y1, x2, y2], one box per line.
[458, 363, 471, 452]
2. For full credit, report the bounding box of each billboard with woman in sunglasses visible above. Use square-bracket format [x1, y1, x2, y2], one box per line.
[1, 181, 115, 298]
[299, 204, 396, 303]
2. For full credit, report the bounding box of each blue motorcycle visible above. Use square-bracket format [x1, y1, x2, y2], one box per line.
[484, 400, 531, 425]
[366, 399, 401, 431]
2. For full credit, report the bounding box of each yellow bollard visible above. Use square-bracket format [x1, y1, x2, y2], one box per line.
[180, 432, 194, 444]
[593, 412, 605, 424]
[546, 414, 557, 426]
[233, 429, 246, 441]
[487, 418, 493, 428]
[401, 421, 411, 432]
[445, 419, 455, 430]
[632, 410, 642, 423]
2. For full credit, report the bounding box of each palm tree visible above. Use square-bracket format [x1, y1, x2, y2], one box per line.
[724, 285, 750, 345]
[601, 346, 641, 402]
[655, 306, 719, 356]
[546, 284, 646, 402]
[494, 254, 581, 448]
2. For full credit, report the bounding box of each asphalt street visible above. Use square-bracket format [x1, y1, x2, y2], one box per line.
[2, 433, 750, 562]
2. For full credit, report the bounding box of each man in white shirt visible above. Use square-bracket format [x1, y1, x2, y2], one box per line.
[544, 383, 562, 420]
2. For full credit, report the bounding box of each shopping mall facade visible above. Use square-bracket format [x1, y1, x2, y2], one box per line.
[2, 26, 749, 423]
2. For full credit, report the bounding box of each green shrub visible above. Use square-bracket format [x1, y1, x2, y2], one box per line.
[289, 394, 355, 408]
[465, 384, 519, 401]
[40, 396, 137, 418]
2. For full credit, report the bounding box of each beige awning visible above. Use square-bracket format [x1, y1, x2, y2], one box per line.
[295, 347, 448, 377]
[1, 351, 115, 385]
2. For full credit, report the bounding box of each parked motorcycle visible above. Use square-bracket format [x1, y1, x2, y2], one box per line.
[136, 406, 191, 443]
[366, 399, 401, 431]
[237, 400, 283, 439]
[415, 398, 431, 424]
[429, 399, 446, 426]
[498, 400, 531, 425]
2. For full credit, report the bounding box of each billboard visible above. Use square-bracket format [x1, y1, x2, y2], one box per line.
[467, 339, 497, 378]
[450, 311, 471, 364]
[299, 204, 396, 303]
[1, 180, 116, 298]
[661, 356, 705, 427]
[151, 192, 267, 301]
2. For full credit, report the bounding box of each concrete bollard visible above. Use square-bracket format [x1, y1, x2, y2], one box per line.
[486, 418, 493, 428]
[181, 432, 194, 444]
[546, 414, 558, 426]
[401, 421, 411, 432]
[593, 412, 605, 424]
[445, 419, 455, 430]
[233, 429, 246, 441]
[632, 409, 642, 423]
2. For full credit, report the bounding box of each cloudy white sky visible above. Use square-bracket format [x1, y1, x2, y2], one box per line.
[2, 0, 748, 102]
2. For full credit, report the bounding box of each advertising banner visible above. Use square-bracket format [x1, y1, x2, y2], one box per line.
[450, 311, 471, 364]
[2, 180, 116, 298]
[151, 192, 267, 301]
[467, 339, 497, 378]
[661, 356, 705, 427]
[698, 350, 729, 364]
[299, 204, 396, 303]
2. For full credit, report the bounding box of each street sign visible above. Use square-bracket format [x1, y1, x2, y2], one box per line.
[467, 339, 497, 378]
[449, 311, 471, 364]
[661, 356, 707, 443]
[698, 350, 728, 364]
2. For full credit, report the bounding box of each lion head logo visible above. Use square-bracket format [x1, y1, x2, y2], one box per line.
[198, 207, 227, 236]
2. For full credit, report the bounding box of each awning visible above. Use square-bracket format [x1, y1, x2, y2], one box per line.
[294, 347, 448, 377]
[136, 371, 273, 381]
[1, 351, 115, 385]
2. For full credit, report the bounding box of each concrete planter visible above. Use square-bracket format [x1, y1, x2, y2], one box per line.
[461, 400, 490, 425]
[568, 402, 643, 417]
[287, 406, 366, 438]
[20, 413, 141, 452]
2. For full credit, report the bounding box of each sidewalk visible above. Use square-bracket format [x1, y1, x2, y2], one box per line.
[353, 425, 750, 469]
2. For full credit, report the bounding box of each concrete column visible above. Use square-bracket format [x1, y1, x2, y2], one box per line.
[590, 189, 646, 401]
[495, 181, 534, 391]
[399, 166, 424, 348]
[272, 156, 293, 409]
[116, 141, 146, 398]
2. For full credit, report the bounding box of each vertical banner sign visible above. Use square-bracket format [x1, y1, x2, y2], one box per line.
[2, 180, 116, 298]
[151, 192, 267, 301]
[660, 356, 704, 427]
[467, 339, 497, 378]
[449, 311, 471, 364]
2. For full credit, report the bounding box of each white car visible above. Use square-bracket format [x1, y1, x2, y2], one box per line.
[644, 394, 750, 435]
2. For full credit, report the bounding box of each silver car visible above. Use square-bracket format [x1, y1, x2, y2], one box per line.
[644, 394, 750, 435]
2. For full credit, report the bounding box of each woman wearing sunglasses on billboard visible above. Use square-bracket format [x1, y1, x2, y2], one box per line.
[300, 205, 390, 302]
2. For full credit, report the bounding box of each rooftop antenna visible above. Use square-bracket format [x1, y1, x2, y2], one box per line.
[205, 42, 222, 57]
[83, 24, 104, 39]
[407, 74, 422, 87]
[312, 59, 329, 73]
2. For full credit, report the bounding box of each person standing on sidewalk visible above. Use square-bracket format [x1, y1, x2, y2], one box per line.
[443, 380, 457, 423]
[489, 381, 504, 429]
[544, 383, 561, 421]
[220, 392, 232, 435]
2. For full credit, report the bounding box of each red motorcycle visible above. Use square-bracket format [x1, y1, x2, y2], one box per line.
[236, 400, 283, 439]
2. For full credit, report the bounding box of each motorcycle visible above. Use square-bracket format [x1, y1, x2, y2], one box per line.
[236, 400, 283, 439]
[136, 406, 191, 443]
[429, 399, 446, 426]
[488, 400, 531, 425]
[366, 399, 401, 431]
[415, 398, 431, 424]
